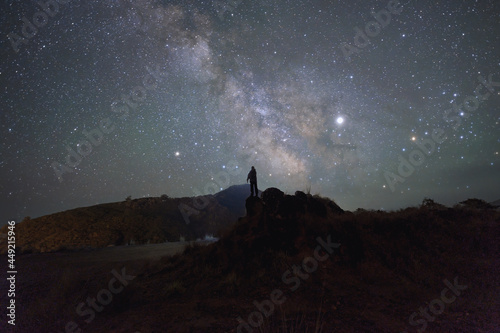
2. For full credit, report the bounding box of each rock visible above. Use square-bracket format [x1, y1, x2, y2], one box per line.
[245, 196, 263, 217]
[295, 191, 308, 202]
[308, 196, 327, 217]
[261, 188, 284, 212]
[328, 200, 345, 215]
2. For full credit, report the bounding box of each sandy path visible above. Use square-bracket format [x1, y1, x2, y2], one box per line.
[0, 240, 216, 296]
[60, 240, 215, 263]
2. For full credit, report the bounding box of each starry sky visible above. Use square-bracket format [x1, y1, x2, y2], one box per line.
[1, 0, 499, 224]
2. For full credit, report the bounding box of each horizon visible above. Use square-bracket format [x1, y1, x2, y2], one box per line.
[1, 183, 498, 227]
[1, 1, 499, 225]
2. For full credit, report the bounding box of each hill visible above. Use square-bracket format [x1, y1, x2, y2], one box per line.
[0, 185, 254, 254]
[1, 188, 497, 332]
[215, 183, 262, 216]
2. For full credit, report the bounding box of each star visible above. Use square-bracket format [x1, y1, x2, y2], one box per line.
[0, 0, 498, 222]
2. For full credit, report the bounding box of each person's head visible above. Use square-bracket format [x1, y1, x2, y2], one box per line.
[251, 166, 255, 170]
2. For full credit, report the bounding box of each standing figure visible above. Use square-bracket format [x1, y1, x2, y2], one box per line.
[247, 166, 258, 197]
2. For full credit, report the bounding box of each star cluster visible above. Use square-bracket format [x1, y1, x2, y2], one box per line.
[0, 0, 499, 222]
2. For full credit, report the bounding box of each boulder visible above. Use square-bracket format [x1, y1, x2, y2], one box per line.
[245, 196, 263, 217]
[261, 188, 284, 212]
[294, 191, 308, 202]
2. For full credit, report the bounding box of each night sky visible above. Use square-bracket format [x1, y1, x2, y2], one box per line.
[1, 0, 499, 224]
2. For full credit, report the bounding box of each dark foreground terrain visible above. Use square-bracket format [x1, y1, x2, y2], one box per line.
[0, 190, 498, 332]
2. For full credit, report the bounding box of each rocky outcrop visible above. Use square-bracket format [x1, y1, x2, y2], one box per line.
[252, 188, 344, 218]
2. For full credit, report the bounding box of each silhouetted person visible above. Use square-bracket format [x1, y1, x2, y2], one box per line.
[247, 166, 258, 197]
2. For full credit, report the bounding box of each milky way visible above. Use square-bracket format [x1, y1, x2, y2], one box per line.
[1, 0, 499, 223]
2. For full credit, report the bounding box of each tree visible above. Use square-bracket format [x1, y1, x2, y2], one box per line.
[459, 198, 494, 210]
[420, 198, 446, 210]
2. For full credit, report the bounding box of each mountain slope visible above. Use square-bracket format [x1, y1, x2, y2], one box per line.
[0, 186, 253, 253]
[214, 183, 261, 216]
